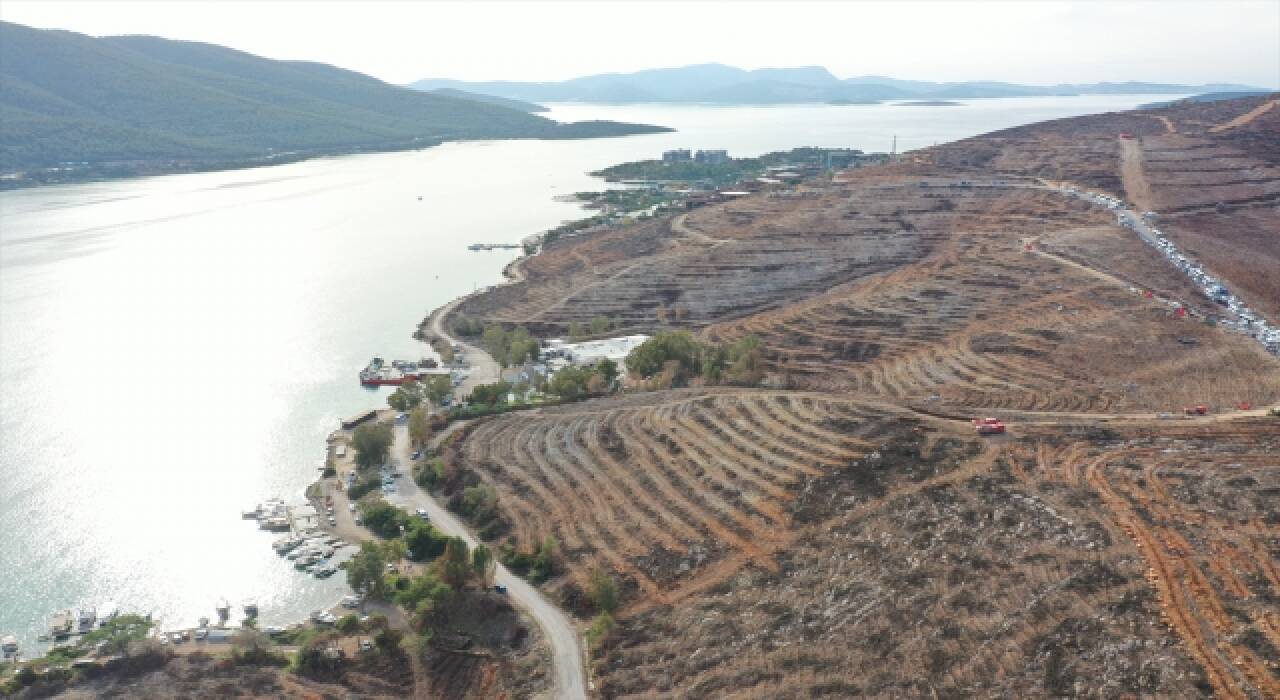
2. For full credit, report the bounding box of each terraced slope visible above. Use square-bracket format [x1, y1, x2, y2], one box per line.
[923, 93, 1280, 321]
[446, 396, 1276, 697]
[443, 390, 889, 608]
[437, 95, 1280, 699]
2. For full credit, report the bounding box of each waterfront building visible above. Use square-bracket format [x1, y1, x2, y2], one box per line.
[694, 149, 729, 164]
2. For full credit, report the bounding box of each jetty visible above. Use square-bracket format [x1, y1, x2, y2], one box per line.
[467, 242, 520, 251]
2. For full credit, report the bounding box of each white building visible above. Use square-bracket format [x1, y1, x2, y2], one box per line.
[544, 334, 650, 368]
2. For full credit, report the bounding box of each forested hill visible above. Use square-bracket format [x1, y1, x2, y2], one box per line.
[0, 22, 667, 185]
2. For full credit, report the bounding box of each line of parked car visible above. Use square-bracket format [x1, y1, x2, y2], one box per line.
[1061, 185, 1278, 356]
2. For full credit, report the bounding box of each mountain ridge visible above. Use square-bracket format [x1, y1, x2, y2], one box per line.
[409, 62, 1264, 104]
[0, 22, 667, 186]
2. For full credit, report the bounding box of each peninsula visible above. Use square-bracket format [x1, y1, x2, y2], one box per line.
[0, 21, 669, 189]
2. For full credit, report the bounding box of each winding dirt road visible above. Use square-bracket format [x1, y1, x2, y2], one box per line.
[417, 301, 586, 698]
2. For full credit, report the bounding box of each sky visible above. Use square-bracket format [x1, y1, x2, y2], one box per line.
[3, 0, 1278, 88]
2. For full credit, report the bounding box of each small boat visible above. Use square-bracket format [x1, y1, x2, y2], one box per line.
[2, 634, 18, 654]
[77, 608, 96, 634]
[198, 617, 209, 628]
[216, 599, 231, 621]
[243, 600, 259, 617]
[49, 610, 73, 640]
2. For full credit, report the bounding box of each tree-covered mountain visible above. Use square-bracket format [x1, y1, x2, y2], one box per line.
[409, 62, 1265, 105]
[427, 88, 548, 113]
[0, 22, 667, 183]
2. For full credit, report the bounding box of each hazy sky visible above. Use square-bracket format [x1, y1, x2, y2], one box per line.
[3, 1, 1278, 88]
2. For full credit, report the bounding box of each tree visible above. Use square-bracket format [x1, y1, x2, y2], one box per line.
[590, 315, 610, 335]
[597, 358, 619, 384]
[386, 381, 424, 411]
[624, 331, 703, 383]
[587, 567, 619, 614]
[472, 544, 495, 586]
[352, 423, 393, 469]
[425, 375, 452, 404]
[482, 324, 512, 366]
[346, 541, 388, 599]
[725, 335, 764, 385]
[336, 614, 360, 635]
[568, 321, 585, 340]
[469, 380, 512, 406]
[374, 626, 404, 652]
[360, 499, 411, 539]
[586, 373, 607, 395]
[408, 406, 431, 446]
[586, 611, 615, 646]
[439, 536, 471, 587]
[548, 366, 593, 400]
[405, 521, 447, 561]
[531, 536, 559, 582]
[395, 571, 453, 627]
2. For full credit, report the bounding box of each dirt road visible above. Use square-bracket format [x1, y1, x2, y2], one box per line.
[1119, 137, 1154, 212]
[387, 424, 586, 700]
[427, 297, 502, 398]
[1209, 99, 1276, 133]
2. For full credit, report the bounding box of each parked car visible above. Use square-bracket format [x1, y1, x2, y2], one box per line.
[493, 584, 508, 595]
[415, 508, 430, 520]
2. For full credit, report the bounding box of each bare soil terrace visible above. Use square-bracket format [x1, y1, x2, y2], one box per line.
[439, 95, 1280, 698]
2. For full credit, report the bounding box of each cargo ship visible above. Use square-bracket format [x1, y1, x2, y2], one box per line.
[359, 356, 439, 387]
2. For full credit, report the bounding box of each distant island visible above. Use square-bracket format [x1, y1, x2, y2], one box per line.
[895, 100, 962, 106]
[409, 62, 1264, 106]
[0, 22, 667, 188]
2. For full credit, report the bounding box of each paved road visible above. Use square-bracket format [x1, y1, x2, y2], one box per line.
[386, 423, 586, 700]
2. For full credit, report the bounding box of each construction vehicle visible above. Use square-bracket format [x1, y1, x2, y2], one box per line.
[1183, 404, 1209, 416]
[973, 417, 1007, 435]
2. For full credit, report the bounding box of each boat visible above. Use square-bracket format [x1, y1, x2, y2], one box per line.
[359, 356, 439, 386]
[77, 608, 96, 634]
[2, 635, 18, 655]
[49, 610, 73, 640]
[243, 600, 258, 618]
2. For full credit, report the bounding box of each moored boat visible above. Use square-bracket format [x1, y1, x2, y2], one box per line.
[49, 610, 73, 640]
[77, 608, 96, 634]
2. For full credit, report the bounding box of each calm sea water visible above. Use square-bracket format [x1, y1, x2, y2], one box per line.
[0, 95, 1184, 651]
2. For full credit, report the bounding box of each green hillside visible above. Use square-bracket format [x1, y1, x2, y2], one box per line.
[0, 22, 667, 185]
